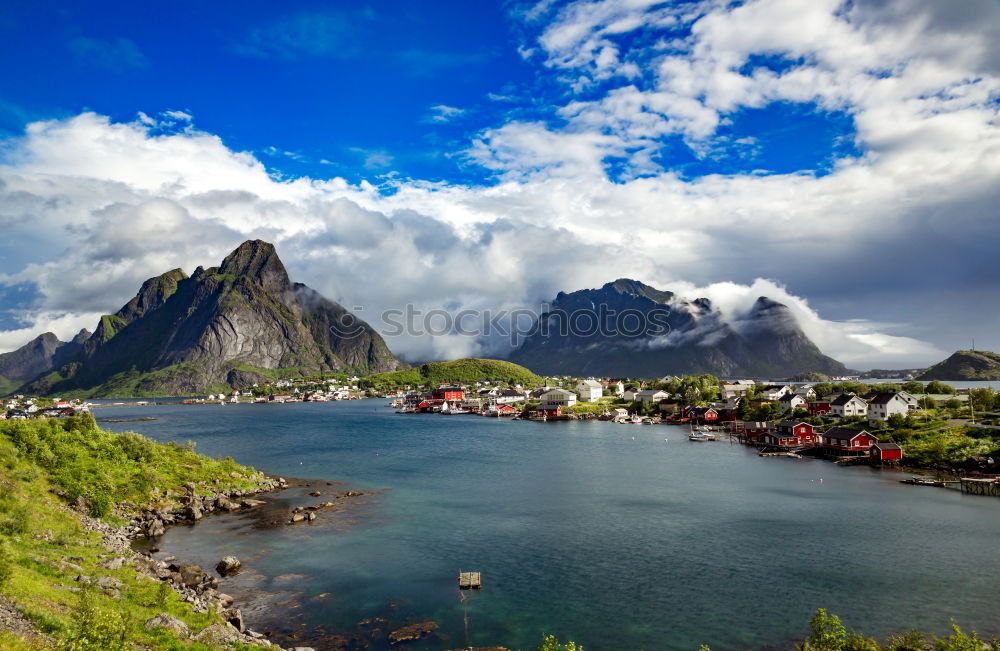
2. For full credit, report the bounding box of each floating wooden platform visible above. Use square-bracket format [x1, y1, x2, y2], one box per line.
[459, 571, 481, 589]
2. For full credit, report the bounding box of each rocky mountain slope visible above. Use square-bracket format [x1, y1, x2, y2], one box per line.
[0, 329, 90, 386]
[509, 279, 847, 378]
[14, 240, 406, 396]
[915, 350, 1000, 381]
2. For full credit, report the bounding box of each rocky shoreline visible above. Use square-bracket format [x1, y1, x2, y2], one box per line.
[68, 473, 340, 650]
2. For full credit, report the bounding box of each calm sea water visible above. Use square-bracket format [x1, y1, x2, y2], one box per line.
[100, 400, 1000, 651]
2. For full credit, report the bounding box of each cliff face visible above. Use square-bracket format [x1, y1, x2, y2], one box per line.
[0, 330, 90, 385]
[16, 240, 406, 396]
[509, 279, 847, 378]
[915, 350, 1000, 381]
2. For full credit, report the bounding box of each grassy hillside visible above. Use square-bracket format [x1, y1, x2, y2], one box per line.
[0, 376, 16, 396]
[0, 415, 273, 649]
[359, 358, 544, 390]
[916, 350, 1000, 380]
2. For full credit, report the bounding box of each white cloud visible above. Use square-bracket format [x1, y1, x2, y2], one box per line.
[426, 104, 467, 123]
[1, 0, 998, 369]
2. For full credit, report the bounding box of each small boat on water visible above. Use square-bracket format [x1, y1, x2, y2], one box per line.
[629, 414, 645, 424]
[688, 424, 716, 441]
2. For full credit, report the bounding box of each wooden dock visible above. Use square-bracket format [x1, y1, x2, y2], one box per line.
[459, 571, 481, 590]
[960, 477, 1000, 497]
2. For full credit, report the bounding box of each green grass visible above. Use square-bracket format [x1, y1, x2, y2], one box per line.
[0, 417, 272, 649]
[360, 358, 543, 390]
[0, 375, 17, 396]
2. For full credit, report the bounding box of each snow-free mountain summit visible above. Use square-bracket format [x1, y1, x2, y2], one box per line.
[510, 279, 848, 378]
[17, 240, 406, 396]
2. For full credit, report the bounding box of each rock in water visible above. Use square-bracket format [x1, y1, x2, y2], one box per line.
[388, 621, 439, 643]
[216, 555, 241, 576]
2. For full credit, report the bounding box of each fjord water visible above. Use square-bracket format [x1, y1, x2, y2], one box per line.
[102, 400, 1000, 650]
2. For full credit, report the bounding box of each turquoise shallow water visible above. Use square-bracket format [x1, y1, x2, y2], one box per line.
[101, 400, 1000, 650]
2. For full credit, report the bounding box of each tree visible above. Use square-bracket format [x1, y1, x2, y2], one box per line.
[945, 398, 963, 410]
[902, 381, 926, 394]
[919, 396, 938, 410]
[925, 381, 955, 395]
[803, 608, 847, 651]
[736, 397, 752, 420]
[969, 388, 996, 413]
[887, 413, 907, 429]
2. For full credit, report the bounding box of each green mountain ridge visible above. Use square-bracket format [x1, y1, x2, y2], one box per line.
[360, 358, 543, 390]
[11, 240, 407, 397]
[915, 350, 1000, 381]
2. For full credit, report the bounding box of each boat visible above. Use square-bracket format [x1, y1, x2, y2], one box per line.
[688, 424, 716, 441]
[629, 414, 644, 424]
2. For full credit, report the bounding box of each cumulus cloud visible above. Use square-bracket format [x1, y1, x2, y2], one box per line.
[1, 0, 998, 369]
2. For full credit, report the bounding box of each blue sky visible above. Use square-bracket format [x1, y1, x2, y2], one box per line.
[0, 0, 860, 185]
[0, 0, 998, 367]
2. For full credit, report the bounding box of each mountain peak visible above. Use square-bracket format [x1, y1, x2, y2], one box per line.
[219, 240, 289, 291]
[605, 278, 675, 304]
[117, 268, 188, 324]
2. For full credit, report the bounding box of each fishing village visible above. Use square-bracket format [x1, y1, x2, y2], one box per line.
[4, 369, 1000, 500]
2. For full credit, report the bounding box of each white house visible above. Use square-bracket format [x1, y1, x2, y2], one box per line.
[792, 384, 817, 399]
[539, 389, 577, 408]
[778, 393, 807, 413]
[575, 379, 603, 402]
[497, 388, 526, 404]
[830, 393, 868, 418]
[759, 384, 792, 401]
[867, 392, 914, 426]
[719, 380, 755, 401]
[636, 389, 669, 403]
[606, 380, 625, 397]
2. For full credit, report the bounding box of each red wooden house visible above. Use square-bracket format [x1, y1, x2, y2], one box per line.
[684, 406, 719, 423]
[740, 421, 772, 442]
[713, 408, 738, 422]
[821, 427, 878, 453]
[432, 386, 464, 401]
[776, 421, 818, 445]
[807, 401, 832, 417]
[761, 431, 801, 447]
[870, 442, 903, 462]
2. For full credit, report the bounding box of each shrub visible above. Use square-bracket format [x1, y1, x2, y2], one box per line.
[59, 590, 131, 651]
[0, 507, 30, 536]
[0, 538, 14, 589]
[539, 634, 583, 651]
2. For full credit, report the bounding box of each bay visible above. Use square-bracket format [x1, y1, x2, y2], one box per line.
[100, 399, 1000, 651]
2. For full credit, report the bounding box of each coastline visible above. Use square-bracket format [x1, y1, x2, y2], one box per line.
[120, 474, 390, 651]
[77, 473, 294, 649]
